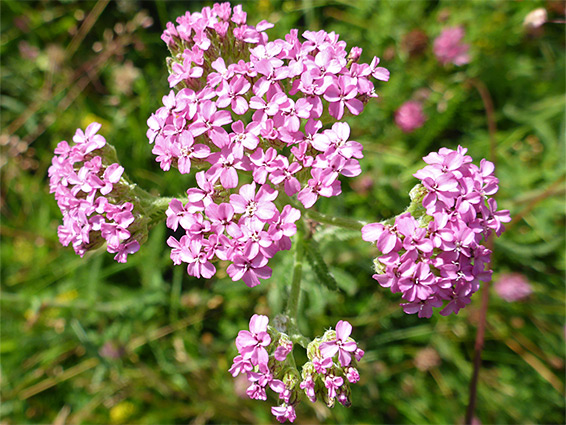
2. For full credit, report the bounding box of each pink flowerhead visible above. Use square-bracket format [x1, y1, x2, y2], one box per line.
[50, 123, 141, 263]
[155, 3, 390, 286]
[395, 101, 426, 133]
[365, 146, 510, 317]
[433, 27, 470, 66]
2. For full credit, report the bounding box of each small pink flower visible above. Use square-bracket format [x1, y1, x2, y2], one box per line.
[229, 182, 278, 222]
[300, 374, 316, 402]
[235, 314, 271, 366]
[228, 355, 253, 377]
[312, 356, 333, 374]
[72, 122, 106, 154]
[324, 75, 363, 120]
[324, 374, 344, 399]
[274, 339, 293, 361]
[227, 252, 272, 288]
[320, 320, 358, 367]
[271, 404, 296, 423]
[345, 366, 360, 383]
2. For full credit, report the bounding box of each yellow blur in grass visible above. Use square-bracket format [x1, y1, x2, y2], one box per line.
[110, 401, 136, 424]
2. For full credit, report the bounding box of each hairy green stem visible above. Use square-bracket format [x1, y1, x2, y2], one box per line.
[281, 220, 311, 348]
[305, 209, 367, 231]
[286, 222, 305, 320]
[277, 190, 368, 231]
[132, 189, 187, 228]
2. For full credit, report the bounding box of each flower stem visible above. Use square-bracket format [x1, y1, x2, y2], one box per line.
[465, 78, 497, 425]
[282, 220, 311, 348]
[277, 190, 367, 231]
[305, 209, 367, 231]
[286, 221, 305, 321]
[131, 184, 187, 228]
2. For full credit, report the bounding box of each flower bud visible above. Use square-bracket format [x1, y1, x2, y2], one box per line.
[337, 389, 351, 407]
[274, 334, 293, 361]
[282, 366, 300, 391]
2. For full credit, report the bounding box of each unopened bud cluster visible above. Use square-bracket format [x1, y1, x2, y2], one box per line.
[229, 315, 363, 423]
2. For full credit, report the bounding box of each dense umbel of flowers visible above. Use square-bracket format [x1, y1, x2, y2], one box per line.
[48, 123, 144, 262]
[362, 146, 510, 317]
[229, 315, 364, 423]
[151, 3, 389, 286]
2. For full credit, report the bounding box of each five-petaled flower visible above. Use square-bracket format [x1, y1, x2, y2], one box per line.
[320, 320, 358, 367]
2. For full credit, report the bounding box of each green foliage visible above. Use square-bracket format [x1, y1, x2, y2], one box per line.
[304, 238, 338, 291]
[1, 0, 564, 424]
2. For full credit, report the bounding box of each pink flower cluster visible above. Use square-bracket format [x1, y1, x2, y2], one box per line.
[152, 3, 389, 285]
[433, 26, 470, 66]
[362, 146, 511, 317]
[166, 180, 301, 287]
[48, 123, 141, 262]
[229, 315, 363, 423]
[229, 314, 293, 422]
[395, 100, 427, 133]
[301, 320, 364, 408]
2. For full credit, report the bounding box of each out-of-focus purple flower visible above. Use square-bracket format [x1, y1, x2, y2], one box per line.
[395, 101, 427, 133]
[494, 273, 533, 302]
[433, 27, 470, 66]
[401, 29, 429, 57]
[99, 341, 126, 359]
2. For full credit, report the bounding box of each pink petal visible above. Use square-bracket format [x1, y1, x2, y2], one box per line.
[338, 349, 352, 367]
[335, 320, 352, 340]
[320, 341, 339, 359]
[361, 223, 383, 242]
[232, 97, 248, 115]
[249, 314, 269, 334]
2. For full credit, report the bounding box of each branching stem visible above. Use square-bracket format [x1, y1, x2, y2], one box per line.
[283, 220, 309, 348]
[286, 221, 305, 322]
[465, 78, 497, 425]
[277, 190, 367, 231]
[305, 209, 367, 231]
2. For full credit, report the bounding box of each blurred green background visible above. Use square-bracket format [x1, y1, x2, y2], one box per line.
[1, 0, 565, 423]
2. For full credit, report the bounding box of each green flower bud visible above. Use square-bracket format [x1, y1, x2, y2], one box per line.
[306, 337, 323, 360]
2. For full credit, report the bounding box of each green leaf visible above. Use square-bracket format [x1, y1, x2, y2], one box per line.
[304, 238, 338, 291]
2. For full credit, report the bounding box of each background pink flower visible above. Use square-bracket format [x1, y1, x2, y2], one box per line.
[494, 273, 533, 302]
[433, 26, 470, 66]
[395, 100, 427, 133]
